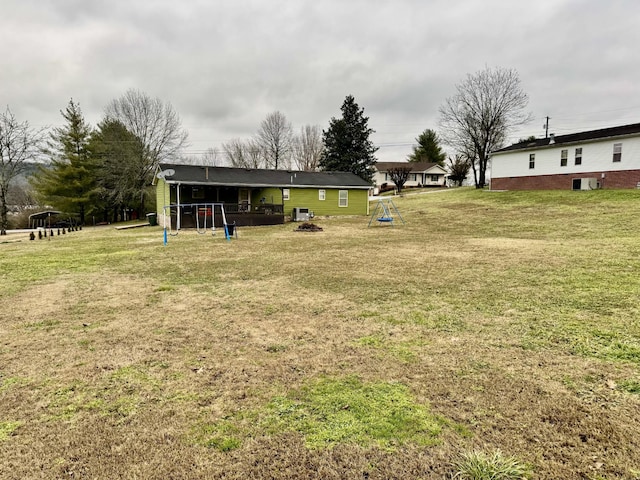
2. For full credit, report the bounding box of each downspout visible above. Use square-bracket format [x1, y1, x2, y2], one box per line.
[177, 183, 182, 230]
[367, 189, 370, 216]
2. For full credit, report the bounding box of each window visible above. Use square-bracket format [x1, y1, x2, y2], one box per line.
[560, 149, 568, 167]
[412, 174, 417, 181]
[430, 175, 439, 182]
[613, 143, 622, 162]
[575, 147, 582, 165]
[318, 189, 326, 201]
[192, 186, 205, 199]
[529, 153, 535, 169]
[338, 190, 348, 207]
[283, 188, 290, 201]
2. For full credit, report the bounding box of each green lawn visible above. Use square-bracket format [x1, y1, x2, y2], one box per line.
[1, 188, 639, 479]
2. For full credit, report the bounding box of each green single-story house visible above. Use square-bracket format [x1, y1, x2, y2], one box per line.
[154, 163, 372, 229]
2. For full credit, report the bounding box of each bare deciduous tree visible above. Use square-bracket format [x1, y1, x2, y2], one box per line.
[105, 89, 188, 213]
[0, 107, 45, 234]
[388, 166, 412, 193]
[439, 66, 531, 188]
[202, 147, 224, 166]
[7, 182, 37, 212]
[223, 138, 265, 169]
[292, 125, 323, 171]
[447, 154, 471, 187]
[256, 111, 292, 169]
[180, 148, 225, 166]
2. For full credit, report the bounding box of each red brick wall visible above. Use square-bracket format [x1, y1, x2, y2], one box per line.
[491, 169, 640, 190]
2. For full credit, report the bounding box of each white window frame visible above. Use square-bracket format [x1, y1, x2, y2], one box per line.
[318, 189, 326, 201]
[529, 153, 535, 169]
[560, 149, 568, 167]
[575, 147, 582, 165]
[283, 188, 290, 201]
[338, 190, 348, 207]
[613, 143, 622, 162]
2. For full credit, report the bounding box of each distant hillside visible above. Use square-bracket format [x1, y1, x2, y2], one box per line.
[13, 161, 48, 186]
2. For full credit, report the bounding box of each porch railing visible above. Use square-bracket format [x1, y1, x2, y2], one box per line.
[222, 203, 284, 215]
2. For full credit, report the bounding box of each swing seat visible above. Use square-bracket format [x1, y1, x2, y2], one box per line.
[377, 217, 393, 222]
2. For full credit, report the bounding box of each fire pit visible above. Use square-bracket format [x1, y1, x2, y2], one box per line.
[294, 222, 323, 232]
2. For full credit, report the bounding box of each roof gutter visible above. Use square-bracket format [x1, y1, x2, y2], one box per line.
[493, 131, 640, 155]
[163, 180, 371, 189]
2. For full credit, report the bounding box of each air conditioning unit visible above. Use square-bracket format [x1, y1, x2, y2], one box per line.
[292, 207, 310, 222]
[580, 178, 598, 190]
[572, 178, 599, 190]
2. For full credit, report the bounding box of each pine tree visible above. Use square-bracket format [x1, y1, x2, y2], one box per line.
[320, 95, 377, 183]
[32, 99, 96, 224]
[90, 119, 145, 223]
[407, 129, 446, 166]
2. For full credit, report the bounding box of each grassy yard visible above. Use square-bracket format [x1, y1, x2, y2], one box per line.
[1, 188, 639, 479]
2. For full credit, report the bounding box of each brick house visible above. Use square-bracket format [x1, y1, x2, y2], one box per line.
[490, 123, 640, 190]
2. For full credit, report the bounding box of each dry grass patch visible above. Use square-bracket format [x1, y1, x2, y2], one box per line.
[1, 189, 640, 478]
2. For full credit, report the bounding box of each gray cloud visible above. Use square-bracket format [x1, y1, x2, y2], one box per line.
[1, 0, 639, 160]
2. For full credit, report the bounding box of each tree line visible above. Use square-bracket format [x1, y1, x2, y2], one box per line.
[0, 90, 190, 232]
[222, 112, 325, 172]
[28, 90, 188, 227]
[0, 66, 531, 232]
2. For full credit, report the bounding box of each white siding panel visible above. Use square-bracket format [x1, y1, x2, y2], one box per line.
[492, 136, 640, 179]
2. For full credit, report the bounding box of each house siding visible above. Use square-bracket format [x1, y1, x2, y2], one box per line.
[491, 135, 640, 189]
[255, 187, 283, 205]
[156, 178, 171, 224]
[285, 188, 369, 216]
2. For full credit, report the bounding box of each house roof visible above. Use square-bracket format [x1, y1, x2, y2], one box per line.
[375, 161, 446, 174]
[157, 164, 372, 189]
[28, 210, 62, 221]
[493, 122, 640, 154]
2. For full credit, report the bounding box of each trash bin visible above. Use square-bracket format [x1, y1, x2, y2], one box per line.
[146, 213, 157, 226]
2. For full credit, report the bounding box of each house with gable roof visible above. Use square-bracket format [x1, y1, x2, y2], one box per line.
[154, 163, 372, 229]
[373, 161, 448, 192]
[491, 123, 640, 190]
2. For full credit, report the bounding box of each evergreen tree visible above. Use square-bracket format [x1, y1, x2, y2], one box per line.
[90, 119, 145, 222]
[320, 95, 377, 183]
[32, 99, 96, 224]
[407, 129, 446, 166]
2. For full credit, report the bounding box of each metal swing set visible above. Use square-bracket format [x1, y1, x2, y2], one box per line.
[161, 202, 235, 245]
[368, 198, 405, 227]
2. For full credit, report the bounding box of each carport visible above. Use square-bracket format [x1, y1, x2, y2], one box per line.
[28, 211, 62, 229]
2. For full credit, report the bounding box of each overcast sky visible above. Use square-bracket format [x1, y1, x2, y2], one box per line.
[2, 0, 639, 163]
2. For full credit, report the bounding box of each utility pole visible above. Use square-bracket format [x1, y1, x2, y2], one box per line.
[543, 116, 551, 138]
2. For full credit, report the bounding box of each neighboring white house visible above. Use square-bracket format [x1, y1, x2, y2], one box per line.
[491, 123, 640, 190]
[373, 161, 448, 192]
